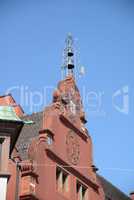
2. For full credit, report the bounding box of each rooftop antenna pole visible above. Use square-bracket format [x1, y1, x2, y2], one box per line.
[61, 33, 75, 79]
[61, 33, 85, 80]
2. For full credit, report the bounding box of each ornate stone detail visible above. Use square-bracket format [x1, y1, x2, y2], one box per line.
[66, 130, 80, 165]
[19, 160, 38, 200]
[19, 160, 34, 173]
[68, 113, 76, 123]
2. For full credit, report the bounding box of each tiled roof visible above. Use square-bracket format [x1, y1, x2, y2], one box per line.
[16, 112, 43, 160]
[97, 175, 131, 200]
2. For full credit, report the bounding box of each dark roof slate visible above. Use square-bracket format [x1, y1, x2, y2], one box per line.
[97, 175, 131, 200]
[16, 112, 43, 160]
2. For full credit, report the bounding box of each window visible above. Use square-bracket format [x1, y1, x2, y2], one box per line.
[77, 181, 87, 200]
[56, 167, 69, 194]
[106, 197, 112, 200]
[0, 137, 4, 170]
[0, 137, 10, 172]
[0, 138, 5, 171]
[47, 134, 53, 145]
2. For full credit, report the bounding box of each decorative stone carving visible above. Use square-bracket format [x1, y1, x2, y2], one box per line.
[66, 130, 80, 165]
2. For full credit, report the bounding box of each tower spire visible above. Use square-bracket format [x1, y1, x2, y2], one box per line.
[62, 33, 75, 78]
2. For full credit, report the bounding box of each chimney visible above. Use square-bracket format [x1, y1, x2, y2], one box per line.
[130, 192, 134, 200]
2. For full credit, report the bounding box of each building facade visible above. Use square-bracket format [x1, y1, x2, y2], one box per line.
[0, 35, 132, 200]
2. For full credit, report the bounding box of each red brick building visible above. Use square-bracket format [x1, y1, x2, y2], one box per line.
[0, 35, 132, 200]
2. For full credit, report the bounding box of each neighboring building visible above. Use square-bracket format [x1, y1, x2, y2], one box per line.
[0, 94, 24, 117]
[0, 35, 132, 200]
[0, 105, 24, 200]
[98, 175, 131, 200]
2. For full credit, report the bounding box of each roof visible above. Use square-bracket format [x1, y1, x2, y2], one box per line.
[0, 106, 25, 154]
[16, 112, 43, 160]
[0, 106, 23, 122]
[15, 111, 130, 199]
[97, 175, 131, 200]
[0, 93, 24, 116]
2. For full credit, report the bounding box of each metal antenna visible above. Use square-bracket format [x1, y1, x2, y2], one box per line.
[61, 34, 85, 80]
[61, 33, 75, 78]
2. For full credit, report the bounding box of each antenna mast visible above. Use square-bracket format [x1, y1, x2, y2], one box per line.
[62, 33, 75, 78]
[61, 33, 85, 79]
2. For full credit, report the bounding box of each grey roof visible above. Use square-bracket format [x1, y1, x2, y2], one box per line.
[97, 175, 131, 200]
[15, 111, 130, 200]
[16, 112, 43, 160]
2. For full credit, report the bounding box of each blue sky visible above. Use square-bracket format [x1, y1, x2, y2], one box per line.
[0, 0, 134, 195]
